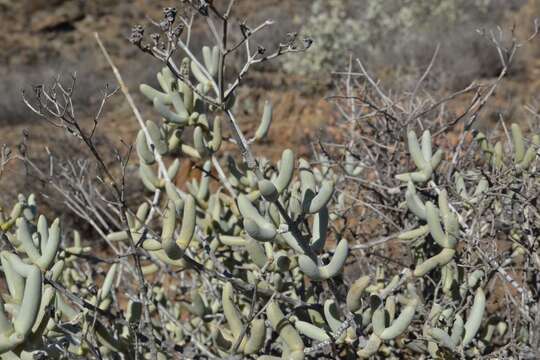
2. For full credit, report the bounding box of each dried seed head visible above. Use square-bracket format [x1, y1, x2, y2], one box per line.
[163, 7, 177, 23]
[130, 25, 145, 46]
[240, 23, 251, 37]
[198, 2, 209, 16]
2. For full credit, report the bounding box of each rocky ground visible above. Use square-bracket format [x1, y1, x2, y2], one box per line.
[0, 1, 329, 214]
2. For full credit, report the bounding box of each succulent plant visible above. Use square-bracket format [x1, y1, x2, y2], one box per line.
[2, 3, 536, 359]
[395, 130, 443, 183]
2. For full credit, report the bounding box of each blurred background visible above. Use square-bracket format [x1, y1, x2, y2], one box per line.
[0, 0, 539, 226]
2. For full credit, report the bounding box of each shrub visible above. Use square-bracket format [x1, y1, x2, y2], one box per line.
[283, 0, 526, 89]
[0, 2, 538, 359]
